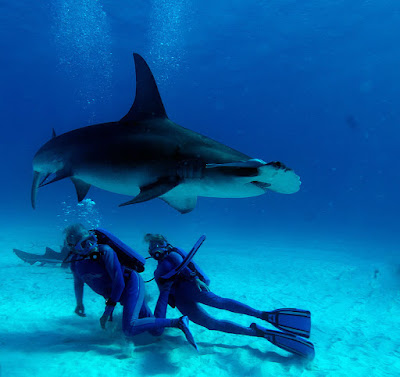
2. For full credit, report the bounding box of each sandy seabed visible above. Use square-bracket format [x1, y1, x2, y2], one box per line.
[1, 227, 399, 377]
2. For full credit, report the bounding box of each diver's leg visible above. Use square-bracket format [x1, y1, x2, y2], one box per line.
[139, 300, 153, 319]
[122, 272, 196, 349]
[176, 297, 258, 336]
[193, 288, 311, 338]
[122, 272, 173, 337]
[123, 302, 197, 349]
[194, 289, 263, 319]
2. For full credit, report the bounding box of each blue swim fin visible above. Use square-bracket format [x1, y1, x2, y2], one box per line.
[251, 323, 315, 359]
[178, 316, 198, 351]
[262, 308, 311, 338]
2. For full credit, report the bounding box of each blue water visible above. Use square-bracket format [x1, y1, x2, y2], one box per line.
[2, 0, 399, 248]
[0, 1, 400, 374]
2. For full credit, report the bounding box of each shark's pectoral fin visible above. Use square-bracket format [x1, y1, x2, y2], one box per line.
[119, 178, 179, 207]
[160, 195, 198, 214]
[70, 177, 91, 202]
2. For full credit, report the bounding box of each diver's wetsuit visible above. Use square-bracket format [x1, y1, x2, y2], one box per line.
[154, 249, 262, 336]
[71, 244, 174, 337]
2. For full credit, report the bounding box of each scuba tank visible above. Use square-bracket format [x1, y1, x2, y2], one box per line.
[172, 246, 210, 285]
[93, 228, 146, 273]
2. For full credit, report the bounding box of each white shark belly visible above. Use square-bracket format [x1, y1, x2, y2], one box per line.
[166, 178, 265, 199]
[75, 170, 146, 197]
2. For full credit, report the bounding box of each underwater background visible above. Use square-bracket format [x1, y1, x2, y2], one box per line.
[1, 1, 399, 376]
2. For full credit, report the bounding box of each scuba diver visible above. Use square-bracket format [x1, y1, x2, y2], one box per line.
[145, 233, 315, 359]
[63, 224, 197, 350]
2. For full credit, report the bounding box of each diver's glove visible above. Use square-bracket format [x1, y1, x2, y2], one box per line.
[100, 300, 116, 329]
[194, 277, 210, 292]
[74, 303, 86, 317]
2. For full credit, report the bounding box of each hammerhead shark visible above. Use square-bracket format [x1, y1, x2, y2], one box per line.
[31, 53, 301, 214]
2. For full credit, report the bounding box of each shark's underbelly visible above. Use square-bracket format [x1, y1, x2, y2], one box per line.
[75, 158, 300, 199]
[76, 168, 263, 199]
[75, 170, 144, 196]
[165, 179, 265, 199]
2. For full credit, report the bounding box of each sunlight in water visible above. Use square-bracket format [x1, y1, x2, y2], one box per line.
[52, 0, 113, 111]
[148, 0, 191, 81]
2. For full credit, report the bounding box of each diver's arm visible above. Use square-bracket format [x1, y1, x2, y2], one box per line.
[194, 276, 210, 292]
[165, 251, 208, 293]
[157, 253, 180, 277]
[73, 273, 86, 317]
[102, 245, 125, 303]
[168, 251, 196, 280]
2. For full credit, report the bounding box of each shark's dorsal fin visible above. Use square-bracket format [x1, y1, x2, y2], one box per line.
[52, 128, 57, 138]
[121, 53, 167, 123]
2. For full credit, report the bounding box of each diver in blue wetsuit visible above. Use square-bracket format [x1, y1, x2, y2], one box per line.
[145, 233, 315, 359]
[64, 224, 197, 349]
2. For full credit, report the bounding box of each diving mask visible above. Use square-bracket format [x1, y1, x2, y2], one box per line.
[74, 234, 98, 255]
[149, 242, 170, 260]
